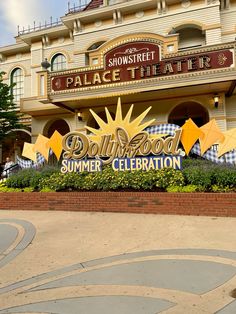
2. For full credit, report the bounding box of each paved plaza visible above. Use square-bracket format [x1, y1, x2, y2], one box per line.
[0, 210, 236, 313]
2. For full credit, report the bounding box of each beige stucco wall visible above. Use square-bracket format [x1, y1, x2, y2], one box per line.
[226, 94, 236, 129]
[0, 0, 235, 147]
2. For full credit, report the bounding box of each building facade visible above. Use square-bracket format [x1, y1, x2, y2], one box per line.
[0, 0, 236, 163]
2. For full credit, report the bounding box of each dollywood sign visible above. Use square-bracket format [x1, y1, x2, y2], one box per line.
[20, 98, 236, 171]
[61, 128, 182, 173]
[61, 99, 183, 173]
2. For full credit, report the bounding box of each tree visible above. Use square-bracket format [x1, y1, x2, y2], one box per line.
[0, 71, 22, 142]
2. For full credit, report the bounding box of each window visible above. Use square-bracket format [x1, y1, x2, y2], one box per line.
[92, 58, 99, 65]
[86, 41, 106, 66]
[177, 27, 205, 50]
[87, 41, 106, 51]
[11, 68, 24, 102]
[51, 54, 67, 71]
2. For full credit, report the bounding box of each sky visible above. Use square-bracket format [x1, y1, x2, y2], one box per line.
[0, 0, 77, 47]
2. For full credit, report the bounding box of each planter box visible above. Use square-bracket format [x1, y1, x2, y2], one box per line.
[0, 192, 235, 217]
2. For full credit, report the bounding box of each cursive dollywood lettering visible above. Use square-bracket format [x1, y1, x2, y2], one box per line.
[62, 128, 182, 166]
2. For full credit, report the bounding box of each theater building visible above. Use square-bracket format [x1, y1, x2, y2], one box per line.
[0, 0, 236, 163]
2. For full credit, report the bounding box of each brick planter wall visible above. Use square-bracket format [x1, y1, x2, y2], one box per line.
[0, 192, 235, 217]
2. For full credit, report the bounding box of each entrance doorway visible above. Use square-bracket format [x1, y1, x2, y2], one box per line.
[1, 129, 31, 164]
[168, 102, 209, 127]
[43, 119, 70, 164]
[44, 119, 70, 137]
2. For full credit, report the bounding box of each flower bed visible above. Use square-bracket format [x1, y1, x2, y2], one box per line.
[2, 159, 236, 193]
[0, 158, 235, 217]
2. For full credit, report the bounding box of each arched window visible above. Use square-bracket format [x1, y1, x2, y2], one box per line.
[85, 41, 106, 66]
[11, 68, 24, 102]
[169, 26, 205, 50]
[178, 27, 205, 50]
[51, 54, 67, 71]
[87, 41, 106, 51]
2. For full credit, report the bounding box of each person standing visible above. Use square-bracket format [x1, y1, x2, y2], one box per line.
[2, 157, 14, 178]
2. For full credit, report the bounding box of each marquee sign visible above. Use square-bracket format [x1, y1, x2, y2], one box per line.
[105, 42, 160, 68]
[50, 41, 234, 92]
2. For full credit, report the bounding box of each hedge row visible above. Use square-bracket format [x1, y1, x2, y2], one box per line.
[2, 158, 236, 192]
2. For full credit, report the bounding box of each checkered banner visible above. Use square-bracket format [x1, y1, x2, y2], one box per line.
[146, 124, 180, 136]
[146, 124, 236, 165]
[16, 153, 45, 169]
[16, 150, 53, 169]
[16, 156, 33, 169]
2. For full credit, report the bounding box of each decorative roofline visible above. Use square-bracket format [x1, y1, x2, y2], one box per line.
[66, 0, 102, 15]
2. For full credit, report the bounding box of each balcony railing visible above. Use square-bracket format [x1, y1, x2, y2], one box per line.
[17, 0, 133, 35]
[17, 18, 63, 36]
[67, 0, 133, 14]
[67, 1, 92, 14]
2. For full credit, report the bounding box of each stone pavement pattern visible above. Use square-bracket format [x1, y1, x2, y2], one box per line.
[0, 211, 235, 313]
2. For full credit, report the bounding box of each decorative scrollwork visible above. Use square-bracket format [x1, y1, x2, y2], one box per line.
[114, 47, 149, 56]
[54, 78, 62, 89]
[217, 53, 227, 66]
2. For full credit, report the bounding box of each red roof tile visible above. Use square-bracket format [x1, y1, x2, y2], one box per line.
[83, 0, 103, 11]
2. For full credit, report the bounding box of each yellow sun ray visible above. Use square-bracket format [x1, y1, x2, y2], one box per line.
[129, 107, 152, 129]
[86, 126, 101, 135]
[114, 97, 123, 124]
[89, 109, 108, 130]
[86, 98, 155, 142]
[134, 119, 156, 133]
[124, 104, 134, 124]
[105, 107, 114, 125]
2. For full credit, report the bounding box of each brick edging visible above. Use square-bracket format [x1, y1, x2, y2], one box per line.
[0, 192, 235, 217]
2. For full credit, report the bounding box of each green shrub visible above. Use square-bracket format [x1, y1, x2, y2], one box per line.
[212, 168, 236, 189]
[167, 185, 201, 192]
[40, 187, 56, 192]
[182, 157, 214, 169]
[6, 169, 36, 188]
[0, 185, 22, 192]
[211, 185, 235, 193]
[39, 166, 185, 192]
[182, 157, 236, 191]
[4, 158, 236, 192]
[5, 166, 60, 190]
[155, 168, 184, 189]
[183, 166, 212, 189]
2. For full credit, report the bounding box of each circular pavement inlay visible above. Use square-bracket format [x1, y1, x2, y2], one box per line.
[0, 224, 18, 255]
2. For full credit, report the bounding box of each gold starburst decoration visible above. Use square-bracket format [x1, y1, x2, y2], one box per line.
[86, 97, 156, 142]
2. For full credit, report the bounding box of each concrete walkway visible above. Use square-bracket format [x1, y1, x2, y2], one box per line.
[0, 210, 235, 313]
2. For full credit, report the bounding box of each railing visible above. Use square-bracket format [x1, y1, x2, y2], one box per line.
[67, 1, 92, 14]
[17, 17, 63, 36]
[67, 0, 133, 14]
[1, 163, 20, 179]
[17, 1, 134, 35]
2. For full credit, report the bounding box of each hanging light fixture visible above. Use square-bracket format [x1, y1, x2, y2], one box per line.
[213, 94, 220, 108]
[78, 111, 83, 121]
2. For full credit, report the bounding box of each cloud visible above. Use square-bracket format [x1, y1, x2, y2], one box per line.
[0, 0, 67, 46]
[1, 0, 43, 35]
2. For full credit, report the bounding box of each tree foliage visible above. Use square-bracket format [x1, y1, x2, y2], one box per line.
[0, 71, 22, 141]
